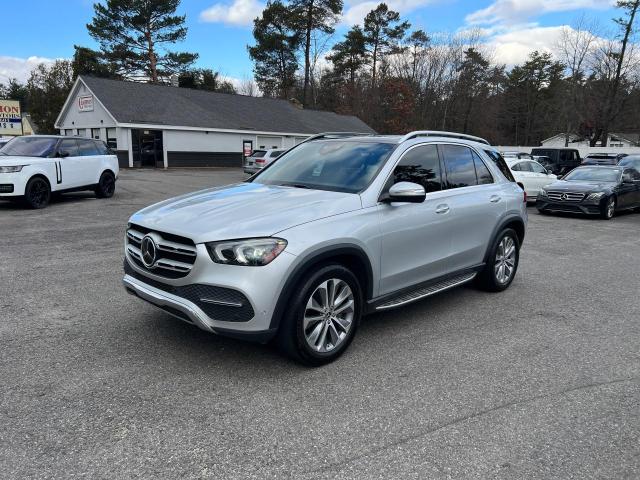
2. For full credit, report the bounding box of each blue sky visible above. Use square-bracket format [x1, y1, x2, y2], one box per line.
[1, 0, 619, 84]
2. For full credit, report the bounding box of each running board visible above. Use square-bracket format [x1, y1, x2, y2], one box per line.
[376, 272, 477, 310]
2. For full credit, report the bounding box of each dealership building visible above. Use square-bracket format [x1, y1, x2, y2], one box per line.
[55, 76, 374, 168]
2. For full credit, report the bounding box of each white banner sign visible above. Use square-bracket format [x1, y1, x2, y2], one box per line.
[78, 95, 94, 112]
[0, 99, 23, 136]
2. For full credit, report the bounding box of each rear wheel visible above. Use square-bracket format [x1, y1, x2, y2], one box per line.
[476, 228, 520, 292]
[600, 196, 616, 220]
[23, 177, 51, 209]
[95, 171, 116, 198]
[277, 264, 362, 366]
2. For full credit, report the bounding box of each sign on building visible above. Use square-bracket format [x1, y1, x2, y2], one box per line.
[78, 95, 94, 112]
[0, 99, 23, 136]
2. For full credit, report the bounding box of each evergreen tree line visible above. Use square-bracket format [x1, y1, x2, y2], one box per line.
[249, 0, 640, 146]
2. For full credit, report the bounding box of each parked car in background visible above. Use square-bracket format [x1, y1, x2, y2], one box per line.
[0, 138, 11, 148]
[618, 154, 640, 169]
[530, 148, 581, 175]
[507, 159, 557, 202]
[582, 152, 627, 165]
[123, 130, 527, 365]
[0, 135, 118, 209]
[536, 165, 640, 219]
[502, 151, 533, 160]
[244, 148, 285, 174]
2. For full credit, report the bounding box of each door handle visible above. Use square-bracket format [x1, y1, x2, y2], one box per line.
[435, 204, 450, 214]
[490, 195, 501, 203]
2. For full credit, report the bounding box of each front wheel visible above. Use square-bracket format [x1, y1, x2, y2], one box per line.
[95, 171, 116, 198]
[476, 228, 520, 292]
[23, 177, 51, 209]
[600, 196, 616, 220]
[277, 264, 362, 366]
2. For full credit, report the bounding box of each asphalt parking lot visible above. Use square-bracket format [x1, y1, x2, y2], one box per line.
[1, 169, 639, 479]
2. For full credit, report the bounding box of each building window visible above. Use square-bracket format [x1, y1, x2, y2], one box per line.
[64, 129, 73, 136]
[106, 128, 117, 149]
[77, 128, 87, 137]
[91, 128, 101, 140]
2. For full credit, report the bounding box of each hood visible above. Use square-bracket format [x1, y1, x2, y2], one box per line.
[545, 180, 616, 193]
[0, 155, 49, 166]
[129, 182, 363, 243]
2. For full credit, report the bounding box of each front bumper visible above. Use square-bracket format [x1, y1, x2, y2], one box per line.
[536, 199, 601, 215]
[0, 172, 26, 197]
[122, 245, 298, 341]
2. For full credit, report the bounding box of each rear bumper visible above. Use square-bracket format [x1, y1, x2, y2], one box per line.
[243, 166, 261, 174]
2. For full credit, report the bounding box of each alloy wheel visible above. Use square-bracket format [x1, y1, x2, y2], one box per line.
[29, 180, 49, 208]
[606, 197, 615, 219]
[494, 236, 516, 284]
[303, 278, 354, 353]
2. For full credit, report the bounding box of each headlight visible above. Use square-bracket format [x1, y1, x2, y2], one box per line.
[206, 238, 287, 266]
[586, 192, 605, 201]
[0, 165, 25, 173]
[539, 188, 548, 197]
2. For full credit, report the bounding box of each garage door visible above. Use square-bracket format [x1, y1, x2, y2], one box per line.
[256, 136, 282, 149]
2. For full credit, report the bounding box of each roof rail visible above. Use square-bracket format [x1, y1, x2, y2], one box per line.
[399, 131, 491, 145]
[302, 132, 373, 143]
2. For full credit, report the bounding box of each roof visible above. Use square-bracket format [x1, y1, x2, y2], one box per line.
[77, 76, 374, 135]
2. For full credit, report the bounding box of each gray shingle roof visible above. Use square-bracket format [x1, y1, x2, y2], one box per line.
[80, 76, 374, 134]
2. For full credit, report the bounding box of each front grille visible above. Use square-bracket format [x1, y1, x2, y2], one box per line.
[124, 260, 255, 322]
[546, 190, 585, 202]
[126, 223, 197, 279]
[0, 184, 14, 193]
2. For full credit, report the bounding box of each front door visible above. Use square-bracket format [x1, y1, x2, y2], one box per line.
[378, 144, 453, 295]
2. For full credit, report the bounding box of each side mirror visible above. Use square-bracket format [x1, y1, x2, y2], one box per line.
[57, 150, 70, 158]
[381, 182, 426, 203]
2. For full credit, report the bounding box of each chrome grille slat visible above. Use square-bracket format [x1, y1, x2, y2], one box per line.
[546, 190, 585, 202]
[126, 226, 196, 279]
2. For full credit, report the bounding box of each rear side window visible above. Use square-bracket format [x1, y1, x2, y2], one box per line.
[472, 151, 494, 184]
[512, 161, 532, 172]
[78, 139, 100, 156]
[484, 149, 516, 182]
[442, 145, 477, 188]
[270, 150, 284, 157]
[392, 144, 442, 193]
[58, 139, 79, 157]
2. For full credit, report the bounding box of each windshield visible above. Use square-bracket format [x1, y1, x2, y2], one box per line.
[0, 137, 58, 157]
[564, 167, 621, 183]
[251, 140, 396, 193]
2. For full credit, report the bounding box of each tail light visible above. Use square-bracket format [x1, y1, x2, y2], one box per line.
[523, 191, 527, 203]
[256, 158, 266, 164]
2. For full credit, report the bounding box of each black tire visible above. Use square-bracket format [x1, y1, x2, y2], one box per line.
[600, 196, 616, 220]
[475, 228, 520, 292]
[537, 208, 550, 215]
[95, 171, 116, 198]
[23, 177, 51, 209]
[276, 264, 363, 366]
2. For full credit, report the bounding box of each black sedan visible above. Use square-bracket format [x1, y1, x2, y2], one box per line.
[536, 165, 640, 219]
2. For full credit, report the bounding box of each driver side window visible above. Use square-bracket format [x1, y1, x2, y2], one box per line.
[58, 139, 79, 158]
[391, 145, 442, 193]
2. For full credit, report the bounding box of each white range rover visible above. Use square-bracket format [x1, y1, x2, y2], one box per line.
[0, 135, 119, 208]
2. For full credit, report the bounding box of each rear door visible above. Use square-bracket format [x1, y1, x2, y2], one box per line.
[510, 161, 535, 197]
[76, 139, 102, 185]
[378, 144, 453, 294]
[440, 144, 506, 272]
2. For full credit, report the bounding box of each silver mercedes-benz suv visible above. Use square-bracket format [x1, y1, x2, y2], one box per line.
[123, 131, 527, 365]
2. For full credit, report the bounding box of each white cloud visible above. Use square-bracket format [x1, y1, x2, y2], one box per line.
[0, 56, 58, 84]
[342, 0, 435, 26]
[466, 0, 614, 26]
[487, 25, 566, 65]
[200, 0, 264, 27]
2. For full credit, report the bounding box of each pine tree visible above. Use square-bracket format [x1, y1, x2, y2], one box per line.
[87, 0, 198, 83]
[363, 3, 410, 88]
[248, 1, 302, 99]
